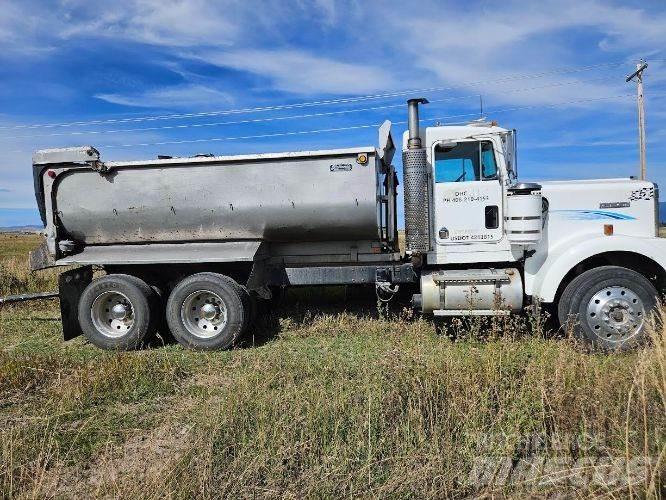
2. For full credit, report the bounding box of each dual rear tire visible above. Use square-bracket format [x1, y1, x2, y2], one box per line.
[78, 274, 159, 350]
[166, 273, 249, 350]
[78, 272, 252, 351]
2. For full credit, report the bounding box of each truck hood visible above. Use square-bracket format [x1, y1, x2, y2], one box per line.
[536, 177, 657, 237]
[538, 177, 650, 189]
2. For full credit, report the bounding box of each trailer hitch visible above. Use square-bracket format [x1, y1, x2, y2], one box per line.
[375, 267, 400, 303]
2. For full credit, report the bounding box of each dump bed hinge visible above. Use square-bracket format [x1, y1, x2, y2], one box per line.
[32, 146, 107, 173]
[88, 159, 107, 173]
[33, 146, 100, 165]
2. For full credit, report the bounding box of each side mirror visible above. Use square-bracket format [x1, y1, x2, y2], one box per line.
[502, 130, 518, 180]
[509, 129, 518, 179]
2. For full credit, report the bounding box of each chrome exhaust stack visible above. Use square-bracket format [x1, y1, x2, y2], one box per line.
[407, 98, 428, 149]
[402, 98, 430, 255]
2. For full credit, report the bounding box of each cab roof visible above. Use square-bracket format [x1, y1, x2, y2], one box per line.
[401, 123, 509, 149]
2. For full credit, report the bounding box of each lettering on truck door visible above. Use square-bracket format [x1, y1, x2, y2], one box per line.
[432, 139, 504, 245]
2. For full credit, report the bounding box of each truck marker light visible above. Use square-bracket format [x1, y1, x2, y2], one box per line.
[47, 170, 56, 179]
[604, 224, 614, 236]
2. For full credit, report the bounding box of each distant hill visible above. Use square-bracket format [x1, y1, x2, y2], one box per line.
[0, 225, 42, 233]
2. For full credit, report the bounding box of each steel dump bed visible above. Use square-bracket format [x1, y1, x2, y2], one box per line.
[31, 122, 397, 268]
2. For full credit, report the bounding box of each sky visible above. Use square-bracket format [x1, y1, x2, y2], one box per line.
[0, 0, 665, 227]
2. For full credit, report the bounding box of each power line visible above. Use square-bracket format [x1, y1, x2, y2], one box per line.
[105, 123, 388, 149]
[0, 102, 412, 140]
[88, 93, 636, 150]
[0, 75, 623, 140]
[0, 61, 632, 131]
[7, 93, 638, 154]
[436, 93, 637, 121]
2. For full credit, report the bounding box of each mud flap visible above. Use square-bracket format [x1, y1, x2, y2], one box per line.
[246, 258, 272, 299]
[58, 266, 93, 340]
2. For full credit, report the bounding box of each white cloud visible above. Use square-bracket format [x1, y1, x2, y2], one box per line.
[196, 48, 397, 95]
[4, 0, 661, 105]
[0, 3, 32, 42]
[95, 84, 234, 109]
[54, 0, 354, 48]
[0, 1, 57, 55]
[58, 0, 241, 47]
[0, 1, 394, 99]
[54, 1, 393, 96]
[382, 0, 666, 106]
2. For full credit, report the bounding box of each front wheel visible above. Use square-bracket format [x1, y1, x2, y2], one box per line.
[557, 266, 659, 351]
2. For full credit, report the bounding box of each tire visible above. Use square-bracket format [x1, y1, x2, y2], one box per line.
[166, 273, 246, 350]
[215, 276, 255, 332]
[557, 266, 658, 351]
[78, 274, 158, 350]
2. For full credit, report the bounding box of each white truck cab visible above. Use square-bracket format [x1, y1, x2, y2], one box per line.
[402, 99, 664, 350]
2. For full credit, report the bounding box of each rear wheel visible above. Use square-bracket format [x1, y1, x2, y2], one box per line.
[558, 266, 658, 351]
[166, 273, 246, 350]
[78, 274, 158, 350]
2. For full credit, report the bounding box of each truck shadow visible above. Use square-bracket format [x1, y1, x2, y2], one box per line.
[237, 285, 394, 349]
[144, 286, 561, 351]
[143, 285, 396, 350]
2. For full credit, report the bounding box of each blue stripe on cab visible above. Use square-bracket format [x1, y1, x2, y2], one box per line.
[550, 210, 636, 221]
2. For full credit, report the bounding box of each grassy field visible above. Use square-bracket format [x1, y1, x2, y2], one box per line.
[0, 233, 664, 498]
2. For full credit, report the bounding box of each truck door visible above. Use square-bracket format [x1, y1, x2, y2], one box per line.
[432, 139, 504, 245]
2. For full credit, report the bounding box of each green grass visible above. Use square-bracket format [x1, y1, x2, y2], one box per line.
[0, 234, 664, 498]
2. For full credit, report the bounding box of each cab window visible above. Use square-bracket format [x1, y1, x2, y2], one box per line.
[434, 141, 498, 183]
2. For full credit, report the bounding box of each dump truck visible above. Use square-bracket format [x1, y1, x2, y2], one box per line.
[29, 99, 665, 351]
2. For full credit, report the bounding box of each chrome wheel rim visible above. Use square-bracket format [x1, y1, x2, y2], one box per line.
[91, 291, 135, 338]
[586, 286, 645, 342]
[180, 290, 227, 339]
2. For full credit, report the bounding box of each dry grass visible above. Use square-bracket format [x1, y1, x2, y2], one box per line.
[0, 234, 664, 498]
[0, 233, 59, 296]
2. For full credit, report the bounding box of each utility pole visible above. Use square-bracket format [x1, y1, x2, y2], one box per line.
[626, 60, 648, 180]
